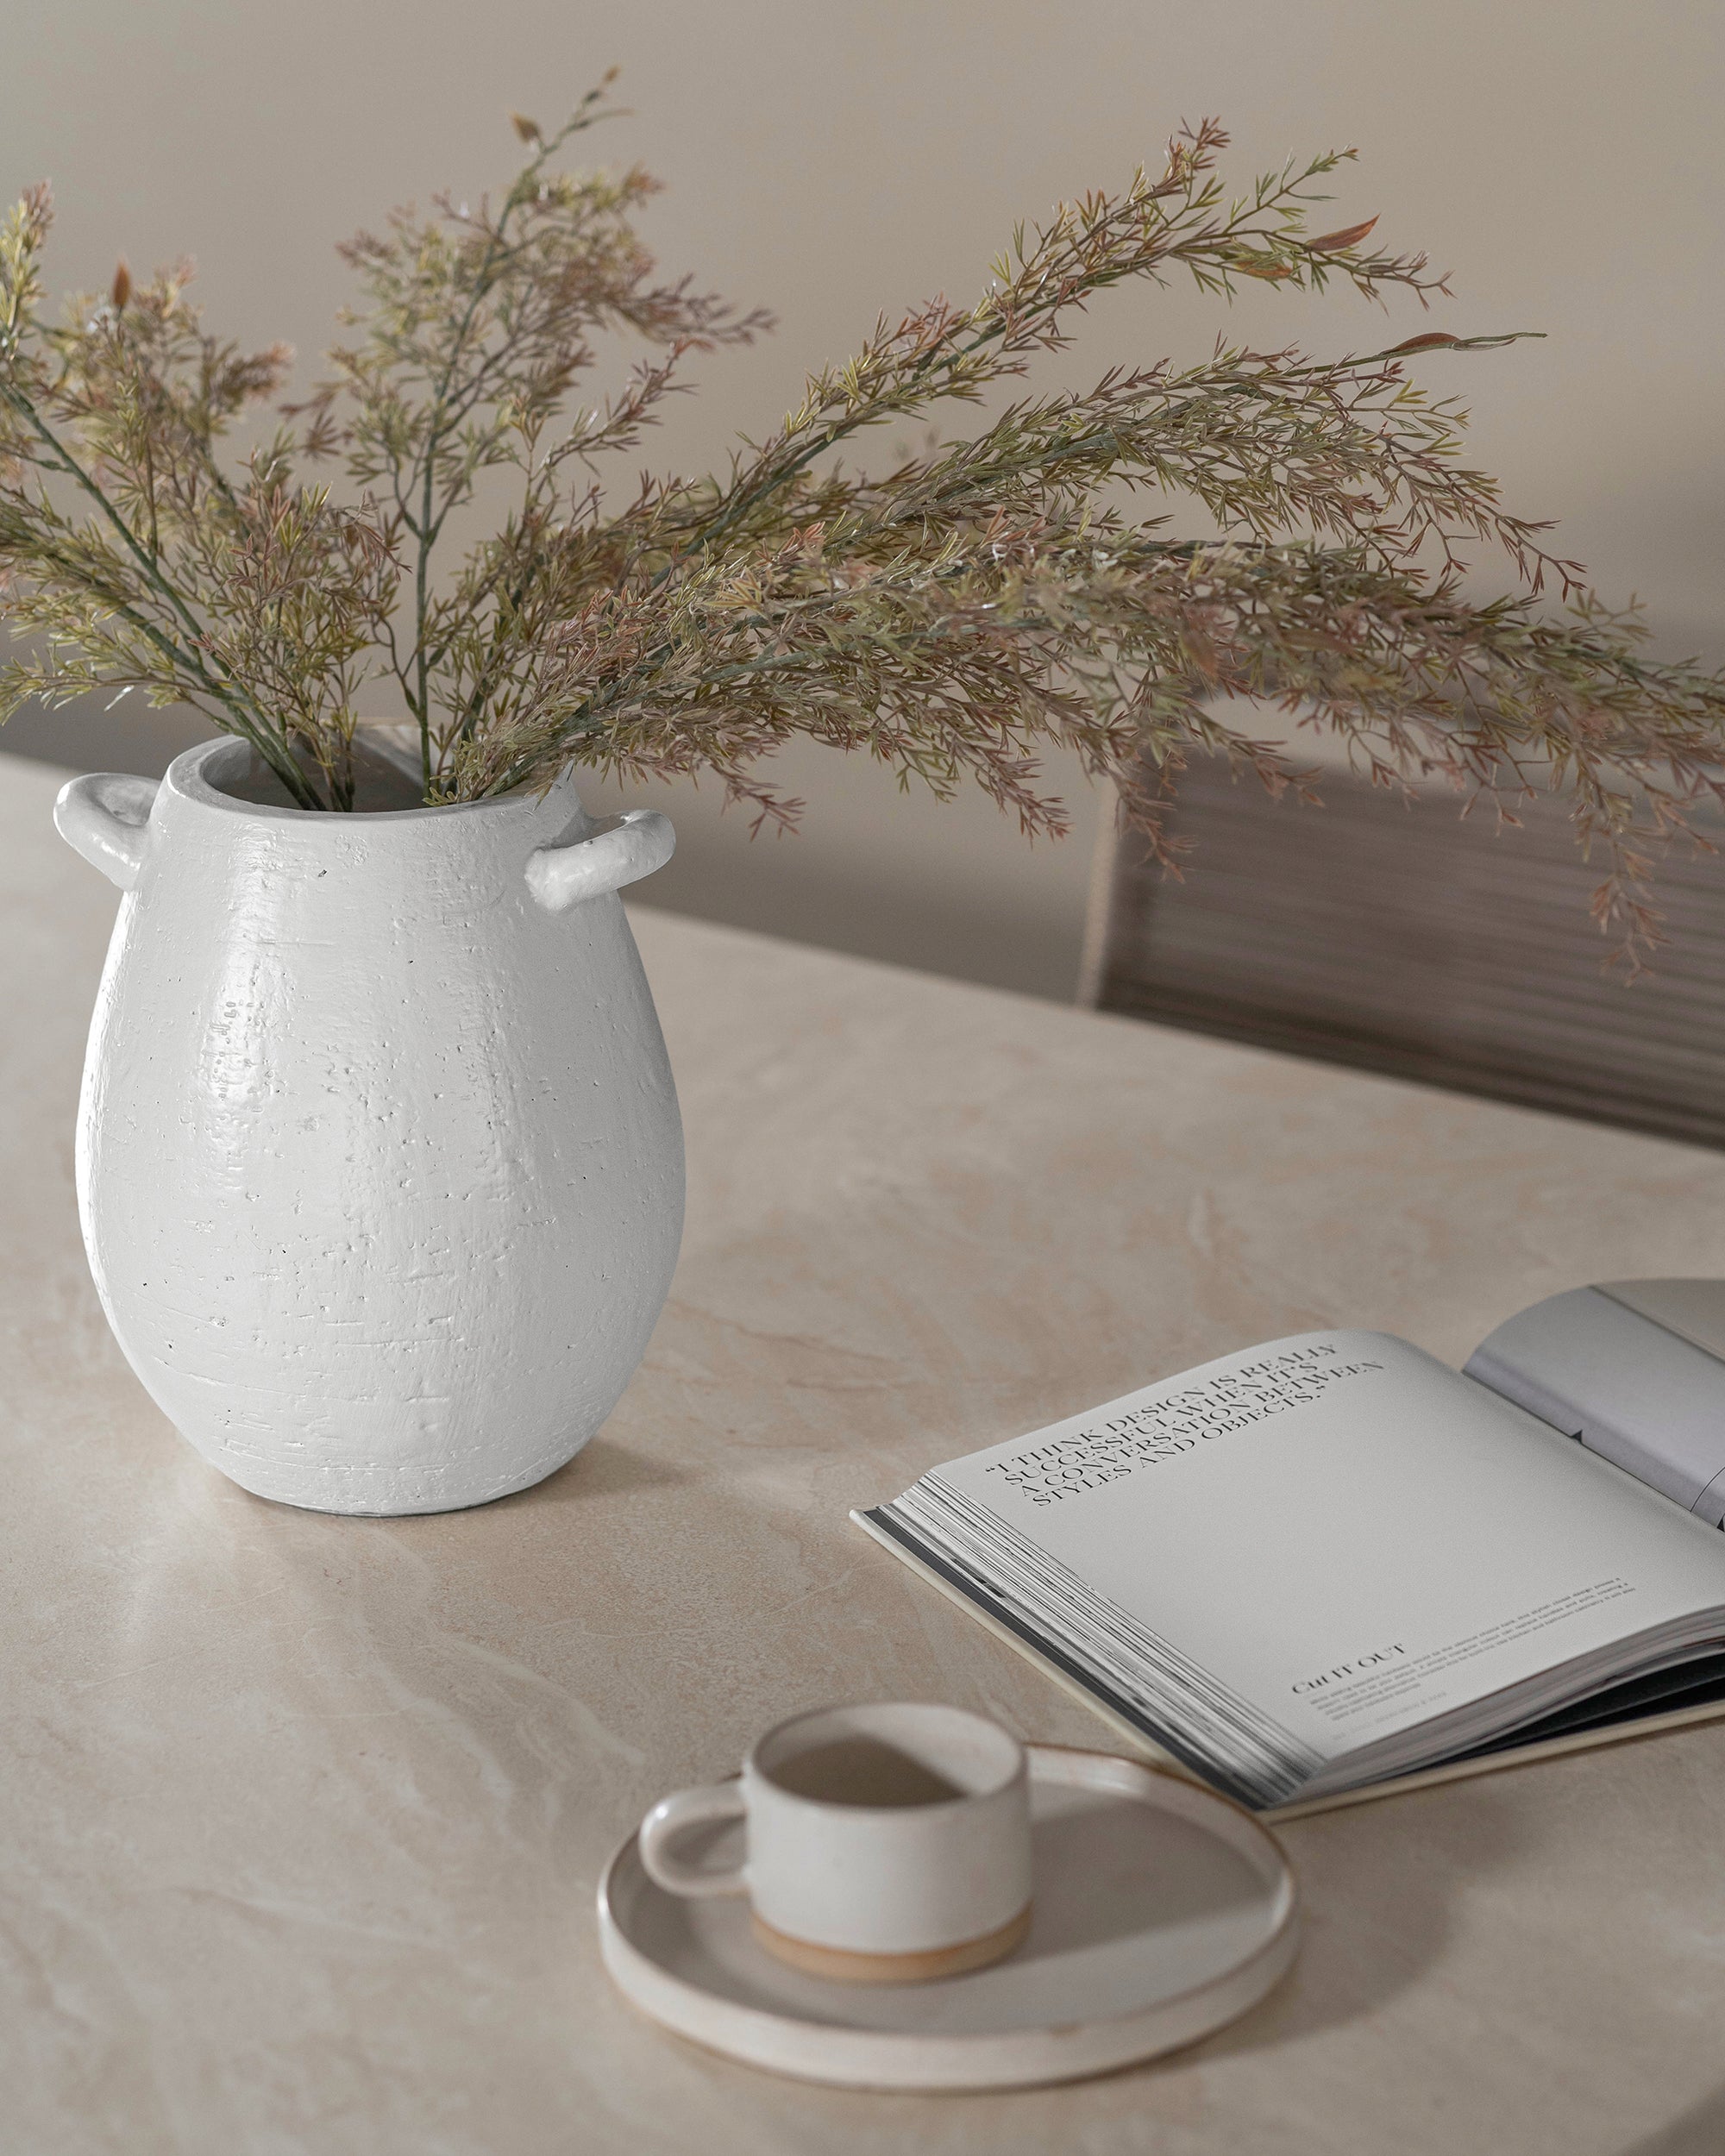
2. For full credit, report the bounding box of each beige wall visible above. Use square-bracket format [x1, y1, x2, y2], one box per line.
[3, 1, 1721, 997]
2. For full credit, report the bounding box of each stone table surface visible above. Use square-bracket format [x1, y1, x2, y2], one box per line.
[8, 751, 1725, 2156]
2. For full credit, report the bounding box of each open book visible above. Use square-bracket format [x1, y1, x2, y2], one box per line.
[854, 1281, 1725, 1816]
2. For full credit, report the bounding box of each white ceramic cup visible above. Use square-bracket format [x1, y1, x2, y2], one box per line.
[637, 1702, 1034, 1983]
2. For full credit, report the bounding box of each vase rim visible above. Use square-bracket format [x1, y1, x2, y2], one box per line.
[166, 734, 554, 824]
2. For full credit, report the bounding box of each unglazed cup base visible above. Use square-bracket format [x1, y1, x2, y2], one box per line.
[750, 1902, 1032, 1984]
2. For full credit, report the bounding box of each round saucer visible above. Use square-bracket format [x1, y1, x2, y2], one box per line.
[597, 1744, 1298, 2092]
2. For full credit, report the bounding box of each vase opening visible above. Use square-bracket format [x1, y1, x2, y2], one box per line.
[204, 732, 428, 815]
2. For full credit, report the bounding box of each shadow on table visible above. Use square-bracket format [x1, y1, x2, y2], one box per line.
[1178, 1779, 1537, 2061]
[1620, 2086, 1725, 2156]
[495, 1435, 690, 1507]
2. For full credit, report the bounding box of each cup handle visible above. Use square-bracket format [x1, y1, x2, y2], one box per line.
[637, 1781, 749, 1899]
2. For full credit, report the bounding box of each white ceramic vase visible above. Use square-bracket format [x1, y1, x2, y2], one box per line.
[53, 736, 684, 1516]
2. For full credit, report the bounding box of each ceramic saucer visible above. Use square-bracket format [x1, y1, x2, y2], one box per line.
[598, 1744, 1298, 2091]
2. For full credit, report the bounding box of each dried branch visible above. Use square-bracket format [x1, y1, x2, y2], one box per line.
[0, 94, 1719, 955]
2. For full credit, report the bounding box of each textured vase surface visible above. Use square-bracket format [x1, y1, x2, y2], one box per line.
[54, 736, 684, 1515]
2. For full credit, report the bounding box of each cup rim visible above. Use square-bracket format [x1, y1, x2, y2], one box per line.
[746, 1702, 1026, 1814]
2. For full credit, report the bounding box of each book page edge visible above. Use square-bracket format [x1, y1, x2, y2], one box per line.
[850, 1506, 1201, 1783]
[849, 1506, 1725, 1822]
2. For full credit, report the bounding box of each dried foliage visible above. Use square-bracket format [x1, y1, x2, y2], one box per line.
[2, 90, 1722, 945]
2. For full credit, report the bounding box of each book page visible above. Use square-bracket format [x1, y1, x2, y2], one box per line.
[887, 1332, 1725, 1804]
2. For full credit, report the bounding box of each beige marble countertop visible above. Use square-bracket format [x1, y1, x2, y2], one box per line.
[8, 753, 1725, 2156]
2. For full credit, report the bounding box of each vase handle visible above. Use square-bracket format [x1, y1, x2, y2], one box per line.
[53, 773, 160, 890]
[526, 809, 675, 913]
